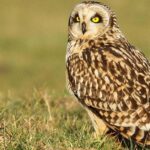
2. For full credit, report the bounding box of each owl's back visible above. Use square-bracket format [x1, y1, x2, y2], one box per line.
[66, 34, 150, 146]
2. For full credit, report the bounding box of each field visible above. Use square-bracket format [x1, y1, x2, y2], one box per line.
[0, 0, 150, 149]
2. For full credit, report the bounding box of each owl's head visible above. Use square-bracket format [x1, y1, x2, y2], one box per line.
[68, 1, 118, 39]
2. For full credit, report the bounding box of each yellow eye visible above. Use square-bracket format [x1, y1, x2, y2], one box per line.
[76, 16, 80, 22]
[91, 17, 100, 23]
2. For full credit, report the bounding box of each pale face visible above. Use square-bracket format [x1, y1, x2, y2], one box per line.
[69, 3, 111, 39]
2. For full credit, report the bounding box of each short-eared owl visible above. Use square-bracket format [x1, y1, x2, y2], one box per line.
[66, 1, 150, 147]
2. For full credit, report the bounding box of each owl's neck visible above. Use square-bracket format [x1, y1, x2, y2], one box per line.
[66, 26, 127, 61]
[68, 26, 125, 45]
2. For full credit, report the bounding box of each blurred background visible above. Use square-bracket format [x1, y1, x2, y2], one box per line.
[0, 0, 149, 95]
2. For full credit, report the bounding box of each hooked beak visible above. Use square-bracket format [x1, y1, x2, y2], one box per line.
[82, 22, 86, 34]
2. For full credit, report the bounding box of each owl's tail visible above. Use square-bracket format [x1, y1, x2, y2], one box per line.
[113, 126, 150, 147]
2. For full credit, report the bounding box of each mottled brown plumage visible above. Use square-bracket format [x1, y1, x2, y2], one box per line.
[66, 1, 150, 147]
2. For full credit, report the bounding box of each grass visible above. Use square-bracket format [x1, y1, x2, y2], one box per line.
[0, 0, 149, 149]
[0, 89, 123, 150]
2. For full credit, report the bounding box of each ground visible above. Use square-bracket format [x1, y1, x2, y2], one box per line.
[0, 89, 124, 150]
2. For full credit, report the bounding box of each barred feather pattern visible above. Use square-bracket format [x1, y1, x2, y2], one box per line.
[66, 1, 150, 147]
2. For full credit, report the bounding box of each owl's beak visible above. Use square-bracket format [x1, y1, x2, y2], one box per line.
[82, 22, 86, 34]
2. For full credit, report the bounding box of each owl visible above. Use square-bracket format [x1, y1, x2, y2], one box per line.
[66, 1, 150, 147]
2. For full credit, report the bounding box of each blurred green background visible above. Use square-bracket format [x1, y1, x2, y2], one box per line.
[0, 0, 149, 94]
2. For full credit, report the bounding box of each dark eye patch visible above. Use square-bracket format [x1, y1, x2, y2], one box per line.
[68, 13, 79, 26]
[73, 13, 80, 23]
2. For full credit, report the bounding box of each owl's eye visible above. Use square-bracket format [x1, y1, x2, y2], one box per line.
[74, 14, 80, 23]
[91, 14, 102, 23]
